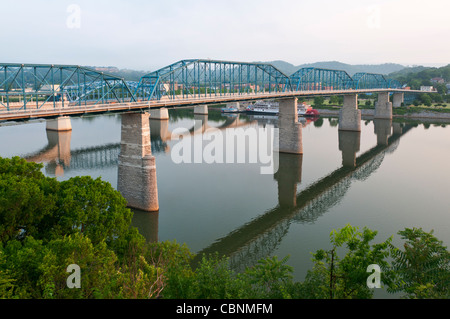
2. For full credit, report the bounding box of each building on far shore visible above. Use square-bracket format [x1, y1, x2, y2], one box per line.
[420, 86, 436, 92]
[430, 77, 445, 84]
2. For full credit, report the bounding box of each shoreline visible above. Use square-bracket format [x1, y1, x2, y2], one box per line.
[317, 108, 450, 123]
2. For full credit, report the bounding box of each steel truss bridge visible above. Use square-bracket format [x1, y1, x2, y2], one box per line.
[0, 60, 413, 121]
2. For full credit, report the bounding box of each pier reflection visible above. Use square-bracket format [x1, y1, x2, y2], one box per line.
[274, 153, 303, 208]
[339, 130, 361, 168]
[374, 119, 393, 146]
[26, 127, 72, 176]
[193, 117, 413, 272]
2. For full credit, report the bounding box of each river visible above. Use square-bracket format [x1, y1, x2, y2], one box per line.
[1, 107, 449, 298]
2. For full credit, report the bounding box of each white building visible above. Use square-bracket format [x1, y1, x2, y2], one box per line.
[420, 86, 436, 92]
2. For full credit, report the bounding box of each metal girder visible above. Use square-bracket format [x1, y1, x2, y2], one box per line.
[0, 64, 135, 111]
[352, 72, 388, 90]
[387, 79, 402, 89]
[290, 67, 354, 91]
[134, 59, 291, 101]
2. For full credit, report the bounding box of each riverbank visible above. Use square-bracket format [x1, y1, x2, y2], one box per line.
[316, 107, 450, 122]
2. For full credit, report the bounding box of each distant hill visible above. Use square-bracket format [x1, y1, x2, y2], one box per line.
[262, 60, 406, 76]
[86, 66, 149, 81]
[387, 65, 430, 78]
[387, 64, 450, 92]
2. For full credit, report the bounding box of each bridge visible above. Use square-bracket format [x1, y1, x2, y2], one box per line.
[0, 60, 418, 124]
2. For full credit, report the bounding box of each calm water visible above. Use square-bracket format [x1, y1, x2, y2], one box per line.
[1, 108, 449, 298]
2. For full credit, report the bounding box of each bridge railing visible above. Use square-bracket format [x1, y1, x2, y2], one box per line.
[0, 61, 409, 114]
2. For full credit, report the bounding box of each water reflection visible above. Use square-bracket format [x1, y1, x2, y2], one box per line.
[275, 153, 303, 208]
[193, 120, 414, 272]
[374, 119, 392, 146]
[339, 131, 361, 168]
[15, 110, 439, 275]
[26, 129, 72, 176]
[131, 209, 160, 243]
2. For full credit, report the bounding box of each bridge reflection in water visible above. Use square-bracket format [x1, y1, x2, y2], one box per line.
[192, 118, 409, 272]
[23, 110, 410, 272]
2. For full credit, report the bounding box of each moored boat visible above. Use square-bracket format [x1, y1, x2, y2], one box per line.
[221, 106, 240, 113]
[245, 101, 319, 117]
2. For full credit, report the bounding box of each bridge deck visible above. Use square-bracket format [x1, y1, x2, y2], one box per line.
[0, 89, 416, 122]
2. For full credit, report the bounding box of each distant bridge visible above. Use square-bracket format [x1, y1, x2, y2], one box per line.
[0, 60, 418, 122]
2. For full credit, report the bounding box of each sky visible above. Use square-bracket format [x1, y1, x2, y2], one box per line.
[1, 0, 449, 71]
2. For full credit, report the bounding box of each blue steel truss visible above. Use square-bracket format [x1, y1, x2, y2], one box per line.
[0, 63, 135, 111]
[134, 59, 291, 101]
[387, 79, 402, 89]
[352, 72, 388, 90]
[0, 61, 406, 112]
[290, 67, 354, 91]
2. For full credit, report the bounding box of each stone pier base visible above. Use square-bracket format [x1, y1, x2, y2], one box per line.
[392, 93, 404, 108]
[46, 116, 72, 132]
[194, 105, 208, 115]
[149, 108, 169, 120]
[339, 95, 361, 132]
[375, 92, 393, 119]
[278, 98, 303, 155]
[118, 112, 159, 212]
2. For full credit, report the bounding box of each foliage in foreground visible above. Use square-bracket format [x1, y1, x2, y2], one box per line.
[0, 157, 449, 299]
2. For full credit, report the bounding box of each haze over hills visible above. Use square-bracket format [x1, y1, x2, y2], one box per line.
[263, 60, 407, 76]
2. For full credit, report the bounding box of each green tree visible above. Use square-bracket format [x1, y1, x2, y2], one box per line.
[385, 228, 450, 299]
[329, 96, 339, 105]
[313, 96, 325, 107]
[300, 225, 392, 299]
[0, 157, 58, 243]
[0, 157, 143, 256]
[419, 93, 433, 107]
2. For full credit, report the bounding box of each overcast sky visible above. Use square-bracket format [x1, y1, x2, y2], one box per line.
[1, 0, 449, 71]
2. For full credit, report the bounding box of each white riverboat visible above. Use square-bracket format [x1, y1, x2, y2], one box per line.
[246, 101, 318, 116]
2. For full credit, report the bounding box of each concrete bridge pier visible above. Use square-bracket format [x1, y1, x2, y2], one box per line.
[373, 119, 393, 146]
[339, 94, 361, 132]
[392, 93, 404, 108]
[118, 112, 159, 212]
[375, 92, 393, 119]
[274, 153, 303, 208]
[278, 98, 303, 155]
[46, 116, 72, 132]
[194, 104, 208, 115]
[339, 130, 361, 168]
[149, 107, 169, 120]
